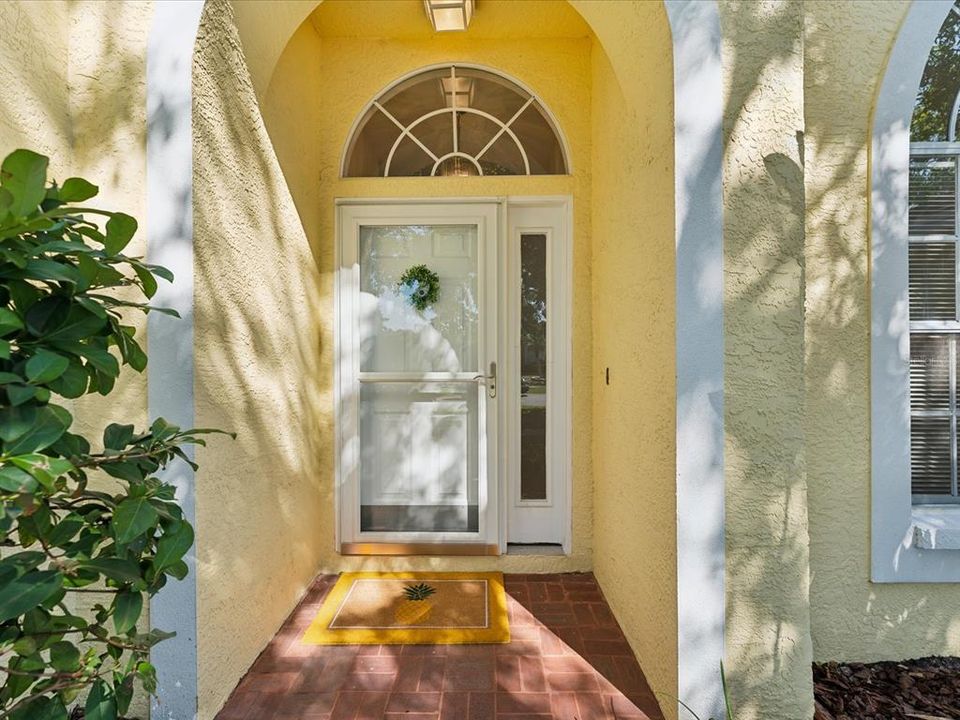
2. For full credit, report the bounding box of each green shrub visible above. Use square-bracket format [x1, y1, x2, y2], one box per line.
[0, 149, 227, 720]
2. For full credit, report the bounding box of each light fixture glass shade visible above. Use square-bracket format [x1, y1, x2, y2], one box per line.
[440, 76, 474, 108]
[423, 0, 474, 32]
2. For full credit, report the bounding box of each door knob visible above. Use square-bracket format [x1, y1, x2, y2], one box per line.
[473, 361, 497, 398]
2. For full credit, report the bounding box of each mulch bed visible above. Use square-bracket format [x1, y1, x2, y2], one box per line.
[814, 657, 960, 720]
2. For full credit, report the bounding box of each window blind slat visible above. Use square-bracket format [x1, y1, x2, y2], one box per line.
[910, 334, 952, 410]
[911, 416, 953, 495]
[909, 156, 957, 235]
[909, 243, 956, 320]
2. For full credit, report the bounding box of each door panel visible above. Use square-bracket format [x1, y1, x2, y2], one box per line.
[506, 204, 569, 546]
[339, 203, 499, 547]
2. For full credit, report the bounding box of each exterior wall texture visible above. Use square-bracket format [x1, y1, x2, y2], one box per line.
[719, 2, 813, 718]
[804, 0, 960, 662]
[574, 1, 679, 712]
[192, 1, 327, 717]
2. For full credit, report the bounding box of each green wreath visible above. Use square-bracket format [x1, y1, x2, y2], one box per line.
[399, 264, 440, 311]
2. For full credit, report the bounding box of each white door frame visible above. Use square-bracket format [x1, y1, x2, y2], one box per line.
[502, 199, 572, 552]
[334, 196, 572, 555]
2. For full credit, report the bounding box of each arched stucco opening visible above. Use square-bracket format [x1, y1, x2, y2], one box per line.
[146, 2, 723, 719]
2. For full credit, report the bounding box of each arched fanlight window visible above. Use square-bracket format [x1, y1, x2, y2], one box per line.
[342, 64, 569, 177]
[906, 1, 960, 501]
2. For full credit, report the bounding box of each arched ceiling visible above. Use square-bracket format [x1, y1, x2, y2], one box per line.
[228, 0, 668, 105]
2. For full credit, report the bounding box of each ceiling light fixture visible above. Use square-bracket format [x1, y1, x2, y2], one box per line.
[441, 75, 474, 108]
[423, 0, 475, 32]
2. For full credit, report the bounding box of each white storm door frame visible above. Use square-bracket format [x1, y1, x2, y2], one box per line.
[502, 200, 572, 549]
[336, 201, 500, 547]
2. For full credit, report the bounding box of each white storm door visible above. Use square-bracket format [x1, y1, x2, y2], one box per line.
[338, 203, 499, 547]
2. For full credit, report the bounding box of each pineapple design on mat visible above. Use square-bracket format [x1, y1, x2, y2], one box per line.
[395, 582, 437, 625]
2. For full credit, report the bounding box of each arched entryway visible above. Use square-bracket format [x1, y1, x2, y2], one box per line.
[146, 2, 724, 718]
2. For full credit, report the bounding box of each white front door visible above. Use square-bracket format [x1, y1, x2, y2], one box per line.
[338, 203, 499, 549]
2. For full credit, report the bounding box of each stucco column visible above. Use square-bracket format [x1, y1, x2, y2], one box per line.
[719, 1, 814, 718]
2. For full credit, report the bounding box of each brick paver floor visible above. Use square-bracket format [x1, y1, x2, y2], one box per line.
[214, 572, 664, 720]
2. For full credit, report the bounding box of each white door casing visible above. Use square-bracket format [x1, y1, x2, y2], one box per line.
[336, 198, 571, 552]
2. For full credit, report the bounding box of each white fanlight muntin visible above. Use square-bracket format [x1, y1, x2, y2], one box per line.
[424, 0, 475, 32]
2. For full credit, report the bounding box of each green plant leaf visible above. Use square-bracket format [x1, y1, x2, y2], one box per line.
[5, 405, 72, 454]
[45, 305, 108, 342]
[26, 349, 69, 384]
[0, 339, 10, 359]
[0, 464, 37, 492]
[103, 423, 135, 451]
[153, 522, 194, 573]
[46, 513, 83, 546]
[77, 558, 142, 584]
[48, 640, 81, 672]
[133, 263, 158, 299]
[84, 680, 117, 720]
[0, 307, 23, 336]
[48, 362, 88, 398]
[0, 569, 62, 623]
[58, 177, 98, 202]
[0, 405, 38, 442]
[104, 212, 137, 255]
[112, 590, 143, 634]
[165, 559, 189, 580]
[112, 497, 159, 544]
[6, 383, 37, 406]
[10, 695, 68, 720]
[1, 149, 48, 218]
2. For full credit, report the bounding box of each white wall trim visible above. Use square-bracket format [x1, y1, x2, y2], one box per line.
[871, 0, 959, 583]
[146, 2, 205, 717]
[665, 1, 725, 717]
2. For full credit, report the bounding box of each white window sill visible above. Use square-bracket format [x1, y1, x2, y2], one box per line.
[911, 506, 960, 550]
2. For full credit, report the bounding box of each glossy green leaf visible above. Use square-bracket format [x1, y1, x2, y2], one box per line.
[0, 570, 62, 623]
[48, 640, 80, 672]
[0, 339, 10, 359]
[84, 680, 117, 720]
[133, 263, 158, 299]
[10, 695, 67, 720]
[77, 558, 141, 584]
[5, 405, 71, 454]
[0, 405, 38, 442]
[112, 497, 159, 544]
[104, 212, 137, 255]
[0, 307, 23, 336]
[58, 177, 98, 202]
[48, 362, 89, 399]
[112, 590, 143, 634]
[26, 349, 69, 384]
[1, 149, 48, 218]
[103, 423, 135, 451]
[153, 521, 194, 573]
[0, 465, 38, 492]
[6, 383, 37, 406]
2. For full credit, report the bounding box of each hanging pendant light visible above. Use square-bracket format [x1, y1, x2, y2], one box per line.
[423, 0, 475, 32]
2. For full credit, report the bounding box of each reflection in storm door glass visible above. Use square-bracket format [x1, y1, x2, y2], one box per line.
[520, 234, 548, 501]
[357, 224, 481, 533]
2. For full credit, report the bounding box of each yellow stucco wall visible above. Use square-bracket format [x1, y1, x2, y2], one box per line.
[259, 0, 595, 576]
[569, 1, 679, 713]
[719, 1, 813, 718]
[192, 1, 327, 717]
[1, 2, 154, 716]
[804, 0, 960, 663]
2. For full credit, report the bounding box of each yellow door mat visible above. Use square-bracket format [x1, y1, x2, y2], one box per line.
[302, 571, 510, 645]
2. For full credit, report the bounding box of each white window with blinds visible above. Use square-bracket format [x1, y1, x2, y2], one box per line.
[872, 0, 960, 581]
[909, 154, 960, 500]
[907, 1, 960, 504]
